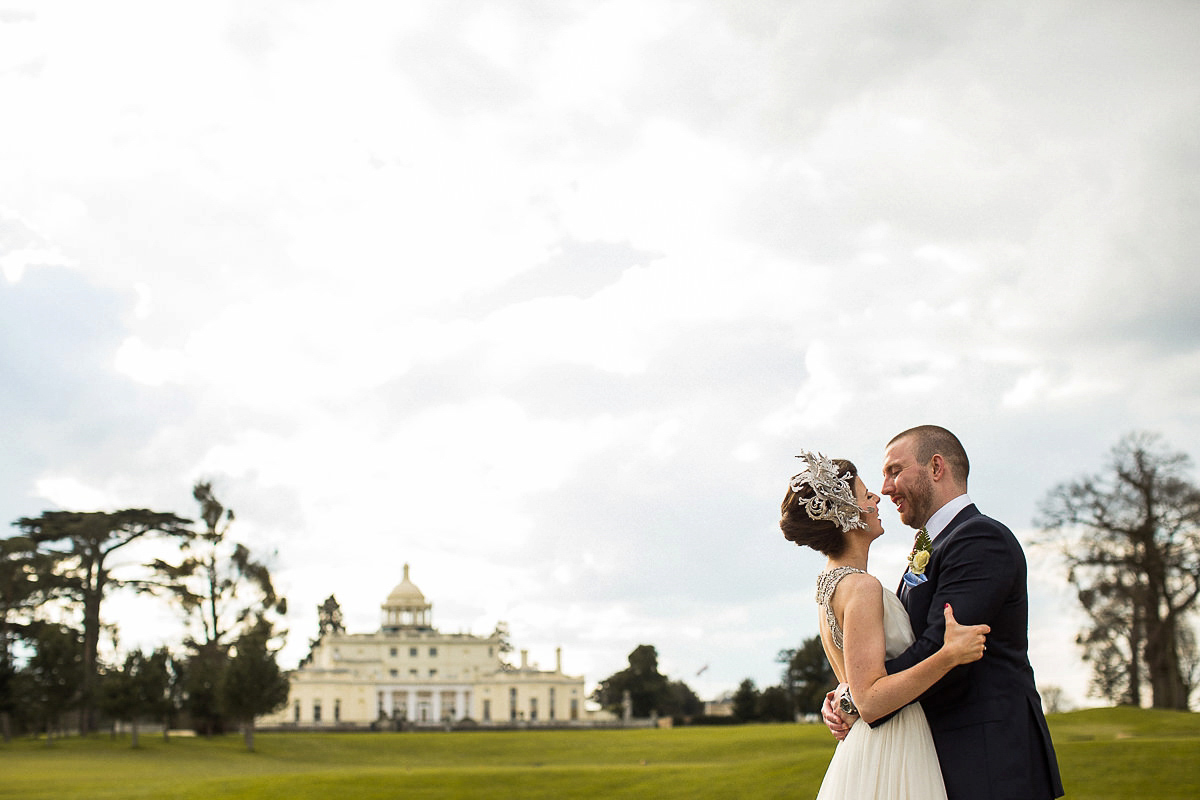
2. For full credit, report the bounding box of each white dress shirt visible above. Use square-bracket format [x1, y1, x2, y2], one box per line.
[924, 493, 973, 541]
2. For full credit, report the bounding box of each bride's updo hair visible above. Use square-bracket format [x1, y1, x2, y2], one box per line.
[779, 458, 859, 558]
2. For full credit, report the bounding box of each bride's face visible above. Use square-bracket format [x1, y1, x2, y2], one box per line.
[853, 476, 885, 538]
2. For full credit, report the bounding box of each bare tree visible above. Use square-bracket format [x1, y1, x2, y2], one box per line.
[1038, 685, 1068, 714]
[1038, 432, 1200, 709]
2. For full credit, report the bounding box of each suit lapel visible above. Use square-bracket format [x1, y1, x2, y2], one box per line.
[896, 505, 981, 614]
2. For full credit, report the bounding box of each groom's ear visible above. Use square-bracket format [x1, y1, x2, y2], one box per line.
[929, 454, 964, 490]
[929, 454, 946, 482]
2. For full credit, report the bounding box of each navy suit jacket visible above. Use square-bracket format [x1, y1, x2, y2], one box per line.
[877, 505, 1063, 800]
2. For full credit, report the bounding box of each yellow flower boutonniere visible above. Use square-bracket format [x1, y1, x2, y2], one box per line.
[903, 529, 932, 588]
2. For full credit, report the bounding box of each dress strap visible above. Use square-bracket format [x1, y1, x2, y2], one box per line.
[816, 566, 867, 651]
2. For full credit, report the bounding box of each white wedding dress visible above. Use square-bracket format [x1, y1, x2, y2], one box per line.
[815, 568, 947, 800]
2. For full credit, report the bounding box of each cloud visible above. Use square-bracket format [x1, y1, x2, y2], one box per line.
[1, 1, 1198, 709]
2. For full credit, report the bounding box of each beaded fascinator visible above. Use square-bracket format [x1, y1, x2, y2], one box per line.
[790, 450, 868, 533]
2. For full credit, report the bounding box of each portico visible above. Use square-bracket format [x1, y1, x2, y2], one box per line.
[377, 685, 473, 722]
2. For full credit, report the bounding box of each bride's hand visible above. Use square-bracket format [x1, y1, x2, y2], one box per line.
[821, 685, 853, 741]
[942, 604, 990, 665]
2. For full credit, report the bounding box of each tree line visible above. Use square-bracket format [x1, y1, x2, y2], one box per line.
[0, 482, 289, 749]
[589, 640, 835, 725]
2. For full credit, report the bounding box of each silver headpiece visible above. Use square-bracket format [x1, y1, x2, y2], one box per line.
[789, 450, 868, 532]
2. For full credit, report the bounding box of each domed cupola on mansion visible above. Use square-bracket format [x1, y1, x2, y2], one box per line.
[381, 564, 433, 633]
[259, 565, 588, 728]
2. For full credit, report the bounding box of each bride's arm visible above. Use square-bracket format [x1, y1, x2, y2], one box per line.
[838, 575, 986, 724]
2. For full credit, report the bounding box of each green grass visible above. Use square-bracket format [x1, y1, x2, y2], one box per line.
[1, 708, 1196, 799]
[1048, 707, 1200, 800]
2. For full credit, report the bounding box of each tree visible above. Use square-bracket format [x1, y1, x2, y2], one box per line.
[0, 535, 56, 741]
[15, 510, 192, 734]
[757, 685, 794, 722]
[158, 649, 187, 740]
[732, 678, 759, 722]
[222, 621, 290, 752]
[147, 483, 287, 734]
[147, 483, 286, 652]
[26, 622, 83, 742]
[1038, 432, 1200, 709]
[182, 641, 227, 736]
[778, 635, 836, 715]
[1072, 589, 1138, 704]
[301, 595, 345, 668]
[99, 648, 172, 748]
[662, 680, 703, 721]
[317, 595, 344, 637]
[591, 644, 673, 718]
[1039, 685, 1067, 714]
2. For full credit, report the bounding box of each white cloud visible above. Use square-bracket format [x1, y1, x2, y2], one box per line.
[114, 336, 186, 386]
[1001, 368, 1120, 411]
[33, 475, 115, 511]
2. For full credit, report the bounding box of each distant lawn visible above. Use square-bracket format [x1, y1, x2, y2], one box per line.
[1, 707, 1196, 799]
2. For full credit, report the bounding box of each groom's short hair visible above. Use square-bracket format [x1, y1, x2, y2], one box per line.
[890, 425, 970, 485]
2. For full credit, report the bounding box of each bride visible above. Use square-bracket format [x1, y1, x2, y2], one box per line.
[780, 452, 989, 800]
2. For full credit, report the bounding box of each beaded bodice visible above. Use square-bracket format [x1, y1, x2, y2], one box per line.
[816, 566, 867, 651]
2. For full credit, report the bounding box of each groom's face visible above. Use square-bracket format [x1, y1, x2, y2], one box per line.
[882, 437, 936, 529]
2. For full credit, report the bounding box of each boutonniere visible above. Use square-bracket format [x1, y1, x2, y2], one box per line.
[903, 529, 932, 587]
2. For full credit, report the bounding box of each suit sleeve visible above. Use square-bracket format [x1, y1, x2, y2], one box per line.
[883, 519, 1017, 707]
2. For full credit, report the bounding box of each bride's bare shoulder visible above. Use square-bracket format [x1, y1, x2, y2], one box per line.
[836, 571, 883, 599]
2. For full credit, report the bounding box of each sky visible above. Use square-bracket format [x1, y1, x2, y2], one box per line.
[2, 1, 1199, 710]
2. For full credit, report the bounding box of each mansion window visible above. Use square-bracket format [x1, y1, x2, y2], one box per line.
[313, 701, 322, 723]
[410, 647, 418, 657]
[429, 647, 438, 657]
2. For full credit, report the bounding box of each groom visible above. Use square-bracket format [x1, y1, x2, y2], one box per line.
[824, 425, 1063, 799]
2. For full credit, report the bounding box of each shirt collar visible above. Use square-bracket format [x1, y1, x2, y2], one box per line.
[924, 493, 972, 540]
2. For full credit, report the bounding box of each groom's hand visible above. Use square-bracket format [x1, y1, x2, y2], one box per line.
[821, 683, 854, 741]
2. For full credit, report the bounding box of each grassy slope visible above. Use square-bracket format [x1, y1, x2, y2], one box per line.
[1, 707, 1196, 799]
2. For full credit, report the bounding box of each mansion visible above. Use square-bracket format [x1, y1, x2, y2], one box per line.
[259, 565, 590, 728]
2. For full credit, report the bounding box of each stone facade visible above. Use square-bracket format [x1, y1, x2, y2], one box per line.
[258, 565, 588, 728]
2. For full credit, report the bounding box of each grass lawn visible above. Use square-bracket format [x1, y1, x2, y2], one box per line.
[1, 707, 1195, 799]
